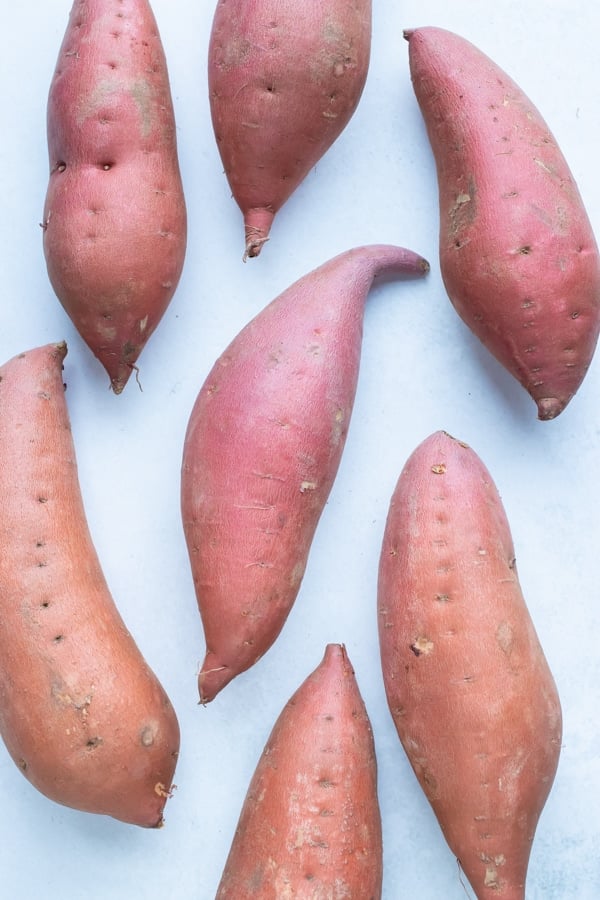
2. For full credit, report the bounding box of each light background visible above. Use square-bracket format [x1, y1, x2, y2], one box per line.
[0, 1, 598, 897]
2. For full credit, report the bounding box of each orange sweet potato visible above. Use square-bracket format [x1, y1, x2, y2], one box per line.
[405, 26, 600, 419]
[208, 0, 372, 259]
[181, 244, 429, 703]
[378, 430, 562, 898]
[215, 644, 382, 898]
[0, 343, 179, 826]
[43, 0, 187, 394]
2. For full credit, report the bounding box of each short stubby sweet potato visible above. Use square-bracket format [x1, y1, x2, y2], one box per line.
[215, 644, 382, 898]
[0, 343, 180, 826]
[405, 26, 600, 419]
[208, 0, 372, 259]
[181, 244, 429, 703]
[378, 430, 562, 898]
[43, 0, 187, 394]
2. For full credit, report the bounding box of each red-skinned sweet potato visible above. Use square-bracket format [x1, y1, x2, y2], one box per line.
[378, 430, 562, 898]
[0, 342, 180, 826]
[405, 26, 600, 419]
[43, 0, 187, 394]
[208, 0, 372, 259]
[181, 244, 429, 703]
[215, 644, 382, 898]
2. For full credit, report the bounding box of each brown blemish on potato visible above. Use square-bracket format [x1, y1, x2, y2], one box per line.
[421, 769, 438, 796]
[318, 778, 335, 789]
[496, 622, 514, 655]
[480, 853, 507, 889]
[51, 683, 93, 716]
[449, 177, 477, 235]
[410, 636, 434, 657]
[140, 726, 155, 747]
[290, 561, 306, 587]
[220, 35, 254, 69]
[431, 463, 446, 475]
[330, 407, 345, 446]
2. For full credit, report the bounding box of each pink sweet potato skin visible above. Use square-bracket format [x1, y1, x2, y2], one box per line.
[378, 431, 562, 898]
[43, 0, 187, 394]
[181, 245, 428, 703]
[406, 26, 600, 419]
[0, 343, 180, 826]
[208, 0, 372, 258]
[215, 644, 382, 899]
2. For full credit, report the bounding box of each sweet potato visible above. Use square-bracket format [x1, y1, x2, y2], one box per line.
[43, 0, 187, 394]
[215, 643, 382, 898]
[405, 26, 600, 419]
[208, 0, 371, 259]
[181, 244, 428, 703]
[0, 342, 180, 826]
[378, 430, 562, 898]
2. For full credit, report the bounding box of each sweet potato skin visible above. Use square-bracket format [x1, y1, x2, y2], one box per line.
[0, 343, 180, 826]
[43, 0, 187, 394]
[378, 431, 562, 898]
[215, 644, 382, 899]
[181, 245, 429, 703]
[405, 26, 600, 419]
[208, 0, 372, 258]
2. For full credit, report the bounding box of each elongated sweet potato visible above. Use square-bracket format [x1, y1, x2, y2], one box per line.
[378, 430, 562, 898]
[208, 0, 372, 259]
[405, 26, 600, 419]
[43, 0, 187, 394]
[181, 244, 428, 703]
[0, 343, 179, 826]
[215, 644, 382, 898]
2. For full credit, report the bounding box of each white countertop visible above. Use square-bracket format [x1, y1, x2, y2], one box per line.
[1, 1, 598, 897]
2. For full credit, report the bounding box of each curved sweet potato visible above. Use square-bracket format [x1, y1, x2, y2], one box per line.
[215, 644, 382, 899]
[0, 343, 180, 826]
[378, 430, 562, 898]
[405, 26, 600, 419]
[43, 0, 187, 394]
[181, 244, 429, 702]
[208, 0, 372, 259]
